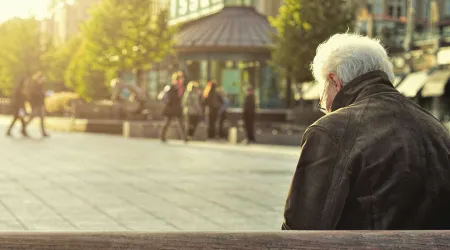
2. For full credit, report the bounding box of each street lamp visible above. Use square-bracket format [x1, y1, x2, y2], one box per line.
[403, 0, 415, 53]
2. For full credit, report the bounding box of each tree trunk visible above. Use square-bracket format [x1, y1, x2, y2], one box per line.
[286, 73, 292, 109]
[136, 68, 143, 88]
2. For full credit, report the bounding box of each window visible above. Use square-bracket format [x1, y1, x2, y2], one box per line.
[200, 0, 210, 8]
[178, 0, 188, 15]
[224, 0, 241, 6]
[373, 0, 383, 15]
[397, 6, 402, 17]
[446, 0, 450, 16]
[423, 0, 431, 20]
[366, 4, 372, 14]
[388, 6, 394, 17]
[243, 0, 254, 7]
[189, 0, 199, 11]
[170, 0, 177, 18]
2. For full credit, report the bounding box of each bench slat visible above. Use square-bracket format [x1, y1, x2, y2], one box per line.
[0, 231, 447, 249]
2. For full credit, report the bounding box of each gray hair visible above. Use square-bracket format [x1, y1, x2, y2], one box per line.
[311, 33, 395, 86]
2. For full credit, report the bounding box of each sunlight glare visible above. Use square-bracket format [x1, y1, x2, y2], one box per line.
[0, 0, 50, 22]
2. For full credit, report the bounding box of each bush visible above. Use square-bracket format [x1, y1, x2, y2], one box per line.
[44, 92, 80, 113]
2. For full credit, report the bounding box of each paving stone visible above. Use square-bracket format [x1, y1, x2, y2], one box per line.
[0, 123, 298, 231]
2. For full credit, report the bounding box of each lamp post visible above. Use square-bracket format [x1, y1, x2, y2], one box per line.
[403, 0, 415, 53]
[429, 0, 440, 65]
[403, 0, 416, 73]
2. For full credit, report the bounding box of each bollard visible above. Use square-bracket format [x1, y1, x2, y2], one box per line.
[228, 127, 238, 144]
[123, 121, 130, 138]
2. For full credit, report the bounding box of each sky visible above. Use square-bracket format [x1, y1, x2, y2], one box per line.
[0, 0, 50, 22]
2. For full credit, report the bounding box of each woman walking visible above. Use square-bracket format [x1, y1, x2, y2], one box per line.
[202, 80, 223, 139]
[217, 87, 229, 139]
[183, 81, 203, 139]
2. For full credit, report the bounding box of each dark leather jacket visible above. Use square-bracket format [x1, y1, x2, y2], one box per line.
[282, 70, 450, 230]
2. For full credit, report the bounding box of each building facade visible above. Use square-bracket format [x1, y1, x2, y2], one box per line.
[42, 0, 101, 45]
[169, 0, 281, 25]
[161, 0, 283, 109]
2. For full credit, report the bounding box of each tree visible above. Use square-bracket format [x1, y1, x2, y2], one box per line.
[64, 39, 112, 101]
[269, 0, 355, 85]
[82, 0, 174, 87]
[42, 35, 83, 91]
[0, 18, 45, 95]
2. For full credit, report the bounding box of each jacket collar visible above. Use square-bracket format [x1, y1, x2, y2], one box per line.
[331, 70, 395, 111]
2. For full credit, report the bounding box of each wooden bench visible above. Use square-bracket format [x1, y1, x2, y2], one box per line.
[0, 231, 447, 249]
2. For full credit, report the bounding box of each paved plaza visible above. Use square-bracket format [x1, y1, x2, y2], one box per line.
[0, 124, 300, 231]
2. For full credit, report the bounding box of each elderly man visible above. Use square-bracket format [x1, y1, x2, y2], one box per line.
[282, 33, 450, 230]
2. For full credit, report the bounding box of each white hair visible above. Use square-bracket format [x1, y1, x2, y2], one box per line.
[311, 33, 395, 86]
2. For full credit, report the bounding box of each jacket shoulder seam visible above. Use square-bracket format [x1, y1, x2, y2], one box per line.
[307, 125, 339, 144]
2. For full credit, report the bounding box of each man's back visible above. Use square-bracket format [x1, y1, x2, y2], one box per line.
[314, 74, 450, 229]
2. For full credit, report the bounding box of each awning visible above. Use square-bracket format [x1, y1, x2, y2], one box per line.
[302, 82, 321, 100]
[421, 70, 450, 97]
[396, 71, 429, 97]
[175, 7, 275, 53]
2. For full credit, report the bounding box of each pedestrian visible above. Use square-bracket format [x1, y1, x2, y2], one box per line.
[242, 86, 256, 144]
[174, 71, 185, 97]
[182, 81, 203, 139]
[202, 80, 223, 139]
[282, 33, 450, 230]
[160, 73, 187, 143]
[217, 87, 229, 139]
[25, 72, 49, 138]
[6, 78, 29, 137]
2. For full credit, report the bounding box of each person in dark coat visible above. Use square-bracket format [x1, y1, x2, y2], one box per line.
[159, 74, 187, 143]
[203, 80, 223, 139]
[25, 72, 49, 137]
[182, 81, 203, 138]
[282, 33, 450, 230]
[6, 78, 28, 137]
[243, 86, 256, 144]
[217, 87, 229, 139]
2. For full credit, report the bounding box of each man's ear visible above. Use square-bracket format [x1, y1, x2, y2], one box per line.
[328, 73, 343, 91]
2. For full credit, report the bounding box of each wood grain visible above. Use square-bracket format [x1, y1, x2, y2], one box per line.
[0, 231, 447, 249]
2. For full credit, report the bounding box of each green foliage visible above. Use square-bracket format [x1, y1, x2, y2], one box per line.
[82, 0, 175, 77]
[0, 18, 45, 95]
[64, 39, 111, 102]
[269, 0, 355, 82]
[42, 35, 83, 91]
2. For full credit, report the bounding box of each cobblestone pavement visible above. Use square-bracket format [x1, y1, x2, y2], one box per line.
[0, 124, 299, 231]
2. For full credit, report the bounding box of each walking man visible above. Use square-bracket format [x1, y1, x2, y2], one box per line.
[6, 78, 28, 137]
[243, 86, 256, 144]
[160, 73, 187, 142]
[25, 72, 49, 137]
